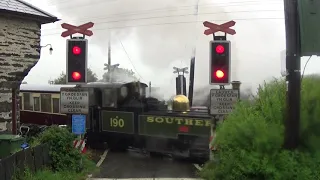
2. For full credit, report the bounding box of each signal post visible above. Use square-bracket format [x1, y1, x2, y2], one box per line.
[60, 22, 94, 156]
[203, 20, 240, 160]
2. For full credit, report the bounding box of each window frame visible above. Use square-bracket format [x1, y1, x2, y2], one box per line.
[102, 88, 117, 108]
[33, 97, 40, 112]
[22, 93, 33, 111]
[40, 93, 52, 113]
[52, 93, 60, 114]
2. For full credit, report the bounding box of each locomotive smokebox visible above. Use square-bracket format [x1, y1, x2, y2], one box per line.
[172, 95, 190, 112]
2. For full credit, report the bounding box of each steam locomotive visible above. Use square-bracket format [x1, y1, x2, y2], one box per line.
[19, 81, 212, 162]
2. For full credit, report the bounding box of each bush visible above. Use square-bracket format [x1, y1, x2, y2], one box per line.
[201, 76, 320, 180]
[37, 126, 82, 172]
[19, 156, 96, 180]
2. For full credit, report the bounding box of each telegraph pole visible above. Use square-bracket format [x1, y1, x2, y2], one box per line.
[108, 40, 111, 82]
[104, 40, 120, 82]
[283, 0, 301, 150]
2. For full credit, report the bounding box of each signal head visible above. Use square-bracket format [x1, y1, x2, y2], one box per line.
[215, 69, 225, 79]
[66, 39, 88, 84]
[71, 71, 81, 80]
[215, 45, 225, 54]
[210, 40, 231, 85]
[72, 46, 81, 55]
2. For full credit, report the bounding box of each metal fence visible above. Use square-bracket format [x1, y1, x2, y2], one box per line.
[0, 144, 50, 180]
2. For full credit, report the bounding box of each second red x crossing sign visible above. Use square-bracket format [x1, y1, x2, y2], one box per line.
[203, 20, 236, 35]
[61, 22, 94, 37]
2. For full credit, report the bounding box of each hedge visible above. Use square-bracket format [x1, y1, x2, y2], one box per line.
[201, 75, 320, 180]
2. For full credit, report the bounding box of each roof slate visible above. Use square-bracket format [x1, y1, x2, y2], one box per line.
[0, 0, 59, 24]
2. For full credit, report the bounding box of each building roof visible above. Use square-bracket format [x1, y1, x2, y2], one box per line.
[0, 0, 59, 24]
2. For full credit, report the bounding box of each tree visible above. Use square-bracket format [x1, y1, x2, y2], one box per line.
[101, 67, 138, 82]
[52, 68, 98, 84]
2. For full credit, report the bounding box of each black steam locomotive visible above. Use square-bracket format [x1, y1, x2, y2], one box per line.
[19, 81, 212, 162]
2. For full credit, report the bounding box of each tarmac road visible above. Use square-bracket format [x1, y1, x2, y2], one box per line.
[88, 148, 202, 180]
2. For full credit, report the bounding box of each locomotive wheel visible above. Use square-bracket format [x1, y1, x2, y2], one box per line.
[87, 134, 107, 150]
[149, 152, 163, 158]
[107, 139, 128, 152]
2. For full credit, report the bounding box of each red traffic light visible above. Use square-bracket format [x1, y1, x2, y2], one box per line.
[215, 70, 225, 79]
[72, 46, 81, 55]
[71, 72, 81, 80]
[215, 45, 225, 54]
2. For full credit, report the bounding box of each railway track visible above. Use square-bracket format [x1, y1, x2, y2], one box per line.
[88, 148, 203, 180]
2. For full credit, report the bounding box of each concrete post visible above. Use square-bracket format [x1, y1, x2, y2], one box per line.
[231, 81, 241, 90]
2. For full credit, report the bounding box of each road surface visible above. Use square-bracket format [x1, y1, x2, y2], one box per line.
[88, 149, 203, 180]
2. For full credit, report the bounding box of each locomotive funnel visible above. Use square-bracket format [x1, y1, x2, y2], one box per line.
[172, 95, 190, 112]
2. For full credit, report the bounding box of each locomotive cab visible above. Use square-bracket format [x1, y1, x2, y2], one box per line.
[83, 81, 148, 150]
[77, 81, 148, 109]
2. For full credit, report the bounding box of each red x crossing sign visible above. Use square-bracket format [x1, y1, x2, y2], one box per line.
[203, 21, 236, 35]
[61, 22, 94, 37]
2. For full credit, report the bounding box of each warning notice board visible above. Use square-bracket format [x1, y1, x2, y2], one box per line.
[210, 89, 239, 115]
[60, 87, 89, 114]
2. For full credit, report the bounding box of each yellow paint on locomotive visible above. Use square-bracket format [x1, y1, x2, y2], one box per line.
[146, 116, 211, 127]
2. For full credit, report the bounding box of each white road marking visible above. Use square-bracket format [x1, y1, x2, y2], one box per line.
[96, 149, 109, 167]
[193, 164, 202, 171]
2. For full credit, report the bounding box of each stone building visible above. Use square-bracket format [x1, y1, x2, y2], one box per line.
[0, 0, 58, 132]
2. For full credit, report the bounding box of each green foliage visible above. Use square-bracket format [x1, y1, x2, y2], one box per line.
[51, 67, 137, 84]
[13, 126, 98, 180]
[37, 126, 81, 172]
[201, 76, 320, 180]
[102, 67, 138, 82]
[15, 156, 96, 180]
[13, 156, 97, 180]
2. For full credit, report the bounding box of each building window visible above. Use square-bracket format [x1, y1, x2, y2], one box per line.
[41, 94, 52, 113]
[34, 97, 40, 111]
[52, 98, 60, 113]
[23, 93, 33, 111]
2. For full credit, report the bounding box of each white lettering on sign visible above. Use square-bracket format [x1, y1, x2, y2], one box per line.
[60, 88, 89, 114]
[210, 89, 239, 115]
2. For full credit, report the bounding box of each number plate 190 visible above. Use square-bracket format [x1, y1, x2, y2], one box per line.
[101, 111, 134, 134]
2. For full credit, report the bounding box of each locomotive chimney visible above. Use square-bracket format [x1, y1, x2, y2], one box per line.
[173, 67, 188, 96]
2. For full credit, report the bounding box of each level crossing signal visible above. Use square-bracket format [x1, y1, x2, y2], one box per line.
[66, 39, 88, 84]
[210, 40, 231, 85]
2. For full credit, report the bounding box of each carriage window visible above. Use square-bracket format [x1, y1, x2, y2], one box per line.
[52, 98, 60, 113]
[103, 88, 116, 107]
[33, 97, 40, 111]
[40, 94, 51, 112]
[23, 93, 33, 110]
[18, 96, 22, 110]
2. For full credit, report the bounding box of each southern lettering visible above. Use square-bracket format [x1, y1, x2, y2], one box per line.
[146, 116, 211, 127]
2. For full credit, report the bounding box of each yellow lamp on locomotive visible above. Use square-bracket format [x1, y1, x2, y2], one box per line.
[172, 94, 190, 112]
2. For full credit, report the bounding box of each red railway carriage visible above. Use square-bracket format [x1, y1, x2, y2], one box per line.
[19, 84, 75, 126]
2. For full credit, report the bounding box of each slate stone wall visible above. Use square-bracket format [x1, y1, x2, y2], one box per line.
[0, 16, 41, 131]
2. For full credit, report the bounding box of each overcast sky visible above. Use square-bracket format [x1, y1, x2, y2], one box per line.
[23, 0, 319, 98]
